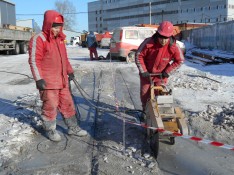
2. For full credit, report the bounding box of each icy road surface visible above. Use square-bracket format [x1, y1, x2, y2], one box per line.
[0, 46, 233, 175]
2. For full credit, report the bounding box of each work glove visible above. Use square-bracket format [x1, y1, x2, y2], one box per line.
[162, 71, 169, 78]
[141, 71, 150, 78]
[68, 73, 75, 81]
[36, 79, 46, 90]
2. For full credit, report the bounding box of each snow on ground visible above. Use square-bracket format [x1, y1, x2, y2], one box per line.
[168, 42, 234, 145]
[0, 44, 233, 173]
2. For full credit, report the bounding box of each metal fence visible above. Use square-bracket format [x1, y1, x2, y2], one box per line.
[182, 21, 234, 52]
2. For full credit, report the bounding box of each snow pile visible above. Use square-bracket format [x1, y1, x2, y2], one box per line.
[198, 103, 234, 130]
[189, 103, 234, 145]
[171, 72, 221, 91]
[196, 103, 234, 131]
[0, 93, 42, 165]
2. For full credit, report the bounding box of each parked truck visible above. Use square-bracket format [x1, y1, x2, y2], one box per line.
[0, 0, 33, 54]
[0, 24, 33, 54]
[81, 33, 87, 47]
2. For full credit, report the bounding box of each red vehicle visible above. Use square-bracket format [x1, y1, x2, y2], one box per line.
[109, 26, 185, 62]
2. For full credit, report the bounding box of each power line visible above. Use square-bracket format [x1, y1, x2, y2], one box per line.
[16, 12, 90, 16]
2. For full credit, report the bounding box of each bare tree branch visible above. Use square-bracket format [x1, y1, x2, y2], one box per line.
[54, 0, 77, 31]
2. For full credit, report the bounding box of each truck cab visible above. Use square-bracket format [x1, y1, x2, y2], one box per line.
[70, 36, 81, 46]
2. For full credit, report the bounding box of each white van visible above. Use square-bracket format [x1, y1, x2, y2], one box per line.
[109, 26, 185, 62]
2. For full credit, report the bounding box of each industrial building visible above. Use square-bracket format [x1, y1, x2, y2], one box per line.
[88, 0, 234, 33]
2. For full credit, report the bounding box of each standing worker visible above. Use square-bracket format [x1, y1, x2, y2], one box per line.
[86, 31, 98, 61]
[28, 10, 87, 142]
[135, 21, 184, 113]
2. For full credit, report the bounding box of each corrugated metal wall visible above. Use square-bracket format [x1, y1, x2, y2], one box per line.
[0, 0, 16, 26]
[182, 21, 234, 52]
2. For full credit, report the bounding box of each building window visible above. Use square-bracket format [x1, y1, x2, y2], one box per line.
[195, 7, 202, 12]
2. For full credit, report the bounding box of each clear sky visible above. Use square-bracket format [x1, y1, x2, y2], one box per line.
[10, 0, 96, 32]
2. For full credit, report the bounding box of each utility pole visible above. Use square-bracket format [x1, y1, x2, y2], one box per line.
[149, 2, 151, 25]
[162, 10, 164, 22]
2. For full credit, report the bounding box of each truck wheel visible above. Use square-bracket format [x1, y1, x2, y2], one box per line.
[119, 57, 126, 61]
[13, 43, 20, 55]
[20, 43, 27, 54]
[126, 51, 135, 63]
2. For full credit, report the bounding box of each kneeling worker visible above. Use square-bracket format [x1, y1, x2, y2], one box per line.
[135, 21, 184, 113]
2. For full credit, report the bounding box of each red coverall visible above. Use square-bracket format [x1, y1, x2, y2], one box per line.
[28, 11, 76, 121]
[135, 35, 184, 109]
[89, 47, 98, 60]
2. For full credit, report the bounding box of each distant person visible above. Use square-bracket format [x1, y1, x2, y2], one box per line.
[86, 31, 98, 60]
[135, 21, 184, 113]
[28, 10, 87, 142]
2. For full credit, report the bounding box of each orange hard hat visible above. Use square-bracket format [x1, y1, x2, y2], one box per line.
[54, 16, 63, 24]
[157, 21, 174, 37]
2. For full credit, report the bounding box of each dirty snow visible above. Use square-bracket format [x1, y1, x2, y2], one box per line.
[0, 44, 233, 174]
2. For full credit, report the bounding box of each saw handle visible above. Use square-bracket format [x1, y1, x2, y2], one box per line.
[149, 73, 163, 85]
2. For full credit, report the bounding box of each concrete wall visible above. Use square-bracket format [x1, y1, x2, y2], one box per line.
[182, 20, 234, 52]
[16, 19, 41, 33]
[63, 30, 81, 43]
[16, 19, 34, 28]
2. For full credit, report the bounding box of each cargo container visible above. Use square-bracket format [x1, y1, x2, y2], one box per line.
[0, 0, 33, 54]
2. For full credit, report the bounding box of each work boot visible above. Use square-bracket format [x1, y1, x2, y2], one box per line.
[64, 116, 87, 137]
[43, 120, 61, 142]
[139, 112, 146, 123]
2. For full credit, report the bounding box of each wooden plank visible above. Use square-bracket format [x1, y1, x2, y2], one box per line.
[146, 99, 164, 129]
[3, 24, 32, 32]
[175, 107, 189, 135]
[163, 122, 179, 133]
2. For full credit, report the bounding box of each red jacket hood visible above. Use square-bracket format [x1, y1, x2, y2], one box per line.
[42, 10, 66, 40]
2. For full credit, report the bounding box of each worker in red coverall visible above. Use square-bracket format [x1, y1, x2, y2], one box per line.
[28, 10, 87, 142]
[135, 21, 184, 113]
[86, 31, 98, 60]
